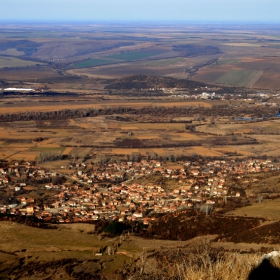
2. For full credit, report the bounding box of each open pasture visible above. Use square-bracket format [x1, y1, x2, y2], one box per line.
[0, 56, 44, 68]
[228, 198, 280, 220]
[0, 222, 100, 257]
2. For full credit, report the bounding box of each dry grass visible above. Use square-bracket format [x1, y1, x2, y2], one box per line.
[120, 123, 186, 130]
[0, 222, 279, 279]
[9, 152, 39, 161]
[156, 101, 212, 108]
[227, 198, 280, 220]
[131, 237, 280, 280]
[180, 253, 260, 280]
[0, 222, 95, 252]
[171, 132, 203, 141]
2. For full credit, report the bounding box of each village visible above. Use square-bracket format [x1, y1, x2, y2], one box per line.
[0, 156, 279, 226]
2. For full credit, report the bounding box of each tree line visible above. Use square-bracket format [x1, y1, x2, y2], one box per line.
[0, 104, 278, 122]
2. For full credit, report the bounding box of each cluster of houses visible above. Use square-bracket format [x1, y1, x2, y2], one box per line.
[0, 157, 277, 224]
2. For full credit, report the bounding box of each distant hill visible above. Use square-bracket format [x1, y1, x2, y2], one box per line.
[105, 75, 207, 90]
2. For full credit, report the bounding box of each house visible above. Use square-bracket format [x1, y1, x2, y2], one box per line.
[190, 170, 199, 176]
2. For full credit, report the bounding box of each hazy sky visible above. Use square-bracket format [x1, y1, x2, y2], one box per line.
[2, 0, 279, 23]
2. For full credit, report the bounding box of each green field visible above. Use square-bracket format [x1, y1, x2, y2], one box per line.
[67, 58, 115, 69]
[107, 50, 162, 61]
[214, 70, 263, 87]
[68, 50, 163, 69]
[0, 56, 45, 68]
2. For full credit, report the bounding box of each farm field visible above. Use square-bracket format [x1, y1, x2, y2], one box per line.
[1, 24, 280, 161]
[67, 54, 218, 79]
[0, 66, 73, 82]
[214, 70, 263, 87]
[0, 111, 245, 161]
[194, 56, 280, 89]
[0, 56, 45, 68]
[196, 119, 280, 135]
[67, 49, 166, 69]
[0, 97, 212, 114]
[1, 94, 280, 161]
[1, 24, 280, 88]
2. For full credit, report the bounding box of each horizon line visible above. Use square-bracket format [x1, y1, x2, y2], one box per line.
[1, 19, 280, 25]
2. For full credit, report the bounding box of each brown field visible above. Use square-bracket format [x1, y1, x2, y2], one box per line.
[156, 101, 212, 107]
[23, 186, 37, 191]
[196, 119, 280, 135]
[9, 151, 40, 161]
[0, 103, 102, 114]
[120, 123, 186, 130]
[0, 66, 68, 82]
[62, 147, 73, 156]
[1, 149, 40, 161]
[170, 132, 203, 141]
[254, 71, 280, 89]
[103, 146, 228, 157]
